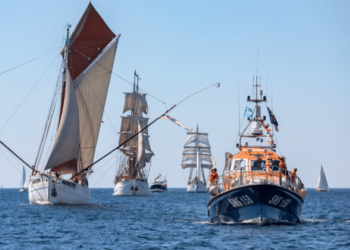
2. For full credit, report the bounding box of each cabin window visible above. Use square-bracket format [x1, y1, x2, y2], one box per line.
[250, 160, 266, 171]
[271, 160, 280, 171]
[231, 159, 247, 172]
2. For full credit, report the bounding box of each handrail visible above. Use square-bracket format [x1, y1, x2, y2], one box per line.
[210, 168, 303, 195]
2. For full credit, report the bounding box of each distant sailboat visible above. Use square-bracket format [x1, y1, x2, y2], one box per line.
[316, 166, 329, 191]
[19, 166, 28, 192]
[181, 126, 213, 193]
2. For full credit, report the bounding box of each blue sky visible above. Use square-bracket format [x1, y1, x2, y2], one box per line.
[0, 0, 349, 188]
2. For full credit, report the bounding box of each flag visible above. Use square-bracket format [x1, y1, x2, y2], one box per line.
[243, 107, 253, 118]
[256, 138, 263, 143]
[267, 107, 279, 132]
[160, 115, 193, 131]
[62, 36, 66, 44]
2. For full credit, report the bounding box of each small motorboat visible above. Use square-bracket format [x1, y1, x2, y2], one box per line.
[149, 174, 167, 192]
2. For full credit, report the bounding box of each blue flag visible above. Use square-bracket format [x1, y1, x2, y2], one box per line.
[243, 107, 253, 118]
[267, 107, 279, 132]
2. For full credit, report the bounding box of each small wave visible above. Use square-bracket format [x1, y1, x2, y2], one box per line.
[31, 201, 53, 205]
[301, 218, 327, 223]
[192, 221, 212, 225]
[345, 220, 350, 223]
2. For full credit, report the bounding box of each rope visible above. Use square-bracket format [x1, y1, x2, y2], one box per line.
[0, 148, 21, 174]
[71, 48, 173, 109]
[0, 54, 61, 133]
[0, 46, 62, 76]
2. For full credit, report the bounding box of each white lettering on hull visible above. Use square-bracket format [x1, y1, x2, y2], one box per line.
[228, 195, 254, 208]
[268, 195, 291, 208]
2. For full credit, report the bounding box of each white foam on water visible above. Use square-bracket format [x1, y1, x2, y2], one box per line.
[31, 201, 53, 205]
[192, 221, 212, 225]
[301, 218, 327, 223]
[345, 220, 350, 223]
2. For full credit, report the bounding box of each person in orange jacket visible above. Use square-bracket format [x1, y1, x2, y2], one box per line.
[291, 168, 297, 183]
[210, 168, 219, 183]
[265, 157, 272, 175]
[279, 157, 287, 175]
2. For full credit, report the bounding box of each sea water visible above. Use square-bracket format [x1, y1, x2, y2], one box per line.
[0, 188, 349, 249]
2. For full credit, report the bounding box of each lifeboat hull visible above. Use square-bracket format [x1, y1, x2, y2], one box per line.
[208, 184, 303, 224]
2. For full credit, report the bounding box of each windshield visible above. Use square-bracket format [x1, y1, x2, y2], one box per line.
[271, 160, 280, 171]
[231, 159, 247, 171]
[250, 160, 266, 171]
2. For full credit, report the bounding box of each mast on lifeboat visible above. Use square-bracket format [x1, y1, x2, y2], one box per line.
[238, 74, 275, 151]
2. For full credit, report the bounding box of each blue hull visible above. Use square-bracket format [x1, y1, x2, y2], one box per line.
[208, 184, 303, 224]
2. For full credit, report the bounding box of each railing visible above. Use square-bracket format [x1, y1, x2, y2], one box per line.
[210, 168, 304, 195]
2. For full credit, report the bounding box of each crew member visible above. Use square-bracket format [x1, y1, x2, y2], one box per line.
[265, 157, 272, 175]
[210, 168, 219, 184]
[279, 157, 287, 175]
[291, 168, 297, 183]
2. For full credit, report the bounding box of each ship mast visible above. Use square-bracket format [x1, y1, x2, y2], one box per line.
[58, 24, 71, 127]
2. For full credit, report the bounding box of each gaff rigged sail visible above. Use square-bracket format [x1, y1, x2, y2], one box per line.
[46, 3, 119, 174]
[61, 3, 116, 81]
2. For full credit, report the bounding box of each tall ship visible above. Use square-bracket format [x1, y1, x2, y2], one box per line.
[113, 72, 153, 196]
[19, 166, 28, 192]
[1, 3, 120, 204]
[207, 76, 307, 224]
[181, 126, 213, 193]
[316, 166, 329, 191]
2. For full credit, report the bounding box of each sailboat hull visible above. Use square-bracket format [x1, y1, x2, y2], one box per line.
[19, 188, 28, 192]
[187, 182, 207, 193]
[113, 179, 149, 196]
[28, 175, 91, 205]
[208, 184, 303, 224]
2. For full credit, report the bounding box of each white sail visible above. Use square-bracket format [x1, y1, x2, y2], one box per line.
[182, 153, 212, 163]
[135, 119, 145, 169]
[183, 146, 211, 153]
[196, 148, 201, 180]
[44, 70, 80, 172]
[184, 133, 210, 146]
[123, 92, 148, 114]
[120, 116, 149, 134]
[181, 163, 212, 169]
[316, 166, 329, 191]
[119, 132, 151, 151]
[211, 156, 216, 169]
[74, 40, 119, 172]
[20, 166, 26, 189]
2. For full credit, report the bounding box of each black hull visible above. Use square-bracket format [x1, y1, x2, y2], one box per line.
[149, 184, 167, 192]
[208, 184, 303, 224]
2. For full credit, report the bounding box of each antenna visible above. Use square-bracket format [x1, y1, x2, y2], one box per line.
[257, 48, 259, 78]
[238, 82, 240, 136]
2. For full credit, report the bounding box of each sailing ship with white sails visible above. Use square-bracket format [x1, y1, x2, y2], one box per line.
[113, 72, 153, 196]
[19, 166, 28, 192]
[316, 166, 329, 191]
[26, 3, 120, 204]
[181, 126, 213, 193]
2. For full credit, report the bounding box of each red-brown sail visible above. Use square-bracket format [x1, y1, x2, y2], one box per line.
[61, 3, 116, 81]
